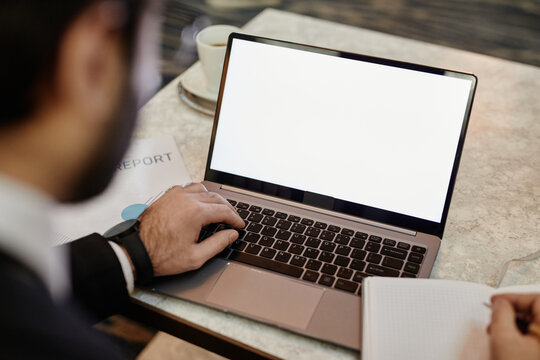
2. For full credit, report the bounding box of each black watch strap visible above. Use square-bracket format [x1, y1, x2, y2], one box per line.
[120, 231, 154, 285]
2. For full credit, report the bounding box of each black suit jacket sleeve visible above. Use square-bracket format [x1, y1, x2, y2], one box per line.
[69, 233, 130, 321]
[0, 250, 129, 359]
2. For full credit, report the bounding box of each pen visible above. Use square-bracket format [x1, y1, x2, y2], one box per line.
[484, 302, 540, 337]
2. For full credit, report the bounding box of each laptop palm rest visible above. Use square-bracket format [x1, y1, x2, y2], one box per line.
[206, 263, 324, 330]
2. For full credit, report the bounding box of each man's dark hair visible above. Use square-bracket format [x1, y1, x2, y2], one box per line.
[0, 0, 145, 126]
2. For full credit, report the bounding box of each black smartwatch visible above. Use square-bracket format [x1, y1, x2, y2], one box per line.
[104, 219, 154, 285]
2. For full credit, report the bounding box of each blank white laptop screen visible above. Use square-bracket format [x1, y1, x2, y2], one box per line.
[210, 39, 473, 223]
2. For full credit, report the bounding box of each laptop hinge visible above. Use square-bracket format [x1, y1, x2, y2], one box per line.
[221, 185, 417, 236]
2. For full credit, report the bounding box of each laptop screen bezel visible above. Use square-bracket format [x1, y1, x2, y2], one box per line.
[204, 32, 477, 239]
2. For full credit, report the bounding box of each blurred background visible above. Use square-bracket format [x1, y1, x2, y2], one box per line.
[158, 0, 540, 86]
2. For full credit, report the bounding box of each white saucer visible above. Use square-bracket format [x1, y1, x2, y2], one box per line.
[177, 62, 218, 116]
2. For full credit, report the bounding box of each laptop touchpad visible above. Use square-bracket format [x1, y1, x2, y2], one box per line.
[206, 263, 324, 330]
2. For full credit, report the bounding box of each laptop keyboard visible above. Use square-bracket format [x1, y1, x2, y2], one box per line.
[199, 199, 426, 296]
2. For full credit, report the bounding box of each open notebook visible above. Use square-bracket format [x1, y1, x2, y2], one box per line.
[362, 277, 540, 360]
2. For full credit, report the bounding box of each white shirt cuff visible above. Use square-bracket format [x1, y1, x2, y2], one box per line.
[108, 241, 135, 294]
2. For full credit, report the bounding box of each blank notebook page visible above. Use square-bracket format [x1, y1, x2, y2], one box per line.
[364, 278, 493, 360]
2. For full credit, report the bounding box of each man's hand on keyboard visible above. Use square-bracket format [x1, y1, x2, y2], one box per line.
[137, 183, 245, 276]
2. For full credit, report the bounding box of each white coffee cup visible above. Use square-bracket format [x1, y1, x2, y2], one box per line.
[196, 25, 240, 94]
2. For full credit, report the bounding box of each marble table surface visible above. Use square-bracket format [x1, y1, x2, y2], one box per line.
[133, 8, 540, 359]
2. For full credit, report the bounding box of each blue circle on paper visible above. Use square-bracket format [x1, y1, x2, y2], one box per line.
[121, 204, 148, 220]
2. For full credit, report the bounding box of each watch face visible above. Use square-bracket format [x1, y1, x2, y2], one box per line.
[104, 219, 138, 239]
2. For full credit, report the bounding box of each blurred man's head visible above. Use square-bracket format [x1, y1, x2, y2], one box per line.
[0, 0, 160, 202]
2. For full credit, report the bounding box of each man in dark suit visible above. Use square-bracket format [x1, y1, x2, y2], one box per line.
[0, 0, 243, 358]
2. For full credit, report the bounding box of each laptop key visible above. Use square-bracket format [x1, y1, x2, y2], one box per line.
[408, 252, 424, 264]
[352, 271, 368, 283]
[383, 238, 397, 247]
[351, 249, 367, 260]
[335, 234, 350, 245]
[314, 221, 327, 229]
[236, 202, 249, 209]
[236, 229, 246, 240]
[276, 230, 292, 241]
[303, 248, 320, 259]
[320, 241, 336, 252]
[273, 240, 289, 251]
[404, 262, 420, 274]
[382, 256, 404, 270]
[227, 199, 237, 206]
[291, 223, 306, 234]
[246, 243, 262, 255]
[355, 232, 368, 239]
[237, 209, 249, 219]
[261, 226, 277, 237]
[275, 212, 288, 219]
[229, 251, 302, 278]
[341, 228, 354, 236]
[247, 213, 263, 223]
[334, 255, 350, 267]
[245, 233, 260, 243]
[336, 245, 351, 256]
[231, 240, 247, 251]
[350, 238, 365, 249]
[401, 272, 417, 278]
[215, 224, 234, 234]
[337, 267, 353, 279]
[397, 242, 411, 250]
[262, 216, 277, 226]
[275, 251, 291, 263]
[369, 235, 382, 243]
[302, 270, 319, 282]
[301, 218, 314, 226]
[365, 264, 399, 277]
[350, 259, 366, 271]
[291, 233, 306, 244]
[381, 246, 407, 260]
[260, 247, 277, 259]
[318, 275, 335, 287]
[320, 231, 335, 241]
[335, 279, 358, 293]
[328, 225, 340, 233]
[290, 255, 307, 267]
[321, 263, 338, 275]
[246, 223, 263, 233]
[319, 251, 335, 263]
[366, 253, 382, 264]
[412, 245, 427, 254]
[258, 236, 275, 247]
[288, 215, 301, 223]
[276, 220, 292, 230]
[306, 259, 322, 271]
[365, 242, 381, 253]
[249, 205, 262, 213]
[262, 208, 275, 216]
[305, 227, 321, 237]
[289, 244, 305, 255]
[305, 237, 321, 248]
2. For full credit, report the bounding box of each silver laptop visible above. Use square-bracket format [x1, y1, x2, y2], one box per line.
[151, 33, 477, 350]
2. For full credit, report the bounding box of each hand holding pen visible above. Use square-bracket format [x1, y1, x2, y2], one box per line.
[486, 293, 540, 360]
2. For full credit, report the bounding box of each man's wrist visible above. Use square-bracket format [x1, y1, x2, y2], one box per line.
[104, 220, 154, 285]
